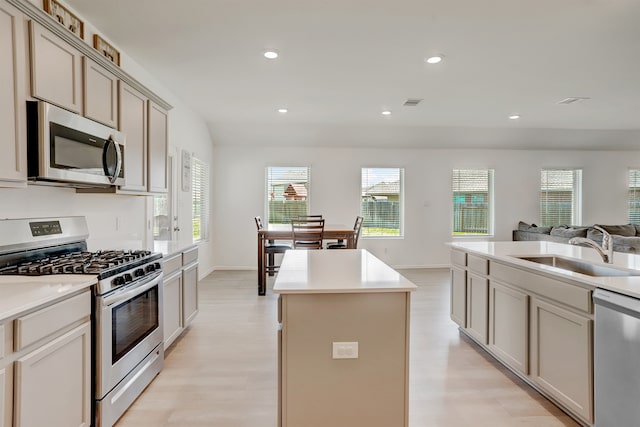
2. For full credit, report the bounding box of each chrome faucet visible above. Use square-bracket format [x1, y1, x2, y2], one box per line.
[568, 225, 613, 263]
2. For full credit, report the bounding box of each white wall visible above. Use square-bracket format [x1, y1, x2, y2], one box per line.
[212, 146, 640, 269]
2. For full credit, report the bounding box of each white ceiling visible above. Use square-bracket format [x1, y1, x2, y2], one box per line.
[65, 0, 640, 149]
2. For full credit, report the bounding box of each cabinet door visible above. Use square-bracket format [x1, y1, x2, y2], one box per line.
[450, 266, 466, 327]
[29, 21, 82, 113]
[182, 262, 199, 327]
[83, 57, 117, 127]
[14, 322, 91, 427]
[489, 281, 528, 374]
[465, 272, 488, 344]
[163, 271, 183, 350]
[148, 101, 168, 193]
[531, 297, 593, 423]
[118, 81, 148, 192]
[0, 365, 9, 427]
[0, 1, 27, 186]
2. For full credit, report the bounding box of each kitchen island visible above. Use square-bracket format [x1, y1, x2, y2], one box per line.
[274, 249, 416, 427]
[449, 241, 640, 426]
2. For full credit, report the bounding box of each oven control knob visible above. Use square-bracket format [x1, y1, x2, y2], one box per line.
[146, 264, 156, 273]
[154, 262, 162, 271]
[124, 273, 133, 282]
[134, 268, 145, 277]
[111, 276, 125, 287]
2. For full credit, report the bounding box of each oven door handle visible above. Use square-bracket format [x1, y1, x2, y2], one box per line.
[102, 273, 162, 307]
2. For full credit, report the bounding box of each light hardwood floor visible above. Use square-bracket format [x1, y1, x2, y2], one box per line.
[116, 269, 579, 427]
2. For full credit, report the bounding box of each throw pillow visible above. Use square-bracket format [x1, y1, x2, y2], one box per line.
[596, 224, 637, 237]
[550, 225, 588, 238]
[518, 221, 552, 234]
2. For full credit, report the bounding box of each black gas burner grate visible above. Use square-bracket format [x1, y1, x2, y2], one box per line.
[0, 250, 153, 276]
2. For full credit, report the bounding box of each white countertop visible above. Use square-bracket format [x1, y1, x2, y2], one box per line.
[449, 241, 640, 299]
[273, 249, 417, 294]
[0, 275, 96, 322]
[153, 241, 198, 258]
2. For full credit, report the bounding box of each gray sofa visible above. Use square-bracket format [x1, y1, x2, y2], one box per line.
[513, 222, 640, 254]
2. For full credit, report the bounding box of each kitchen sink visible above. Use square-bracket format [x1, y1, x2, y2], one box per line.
[514, 255, 640, 277]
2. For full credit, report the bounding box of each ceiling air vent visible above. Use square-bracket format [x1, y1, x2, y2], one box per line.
[557, 97, 590, 105]
[403, 98, 423, 107]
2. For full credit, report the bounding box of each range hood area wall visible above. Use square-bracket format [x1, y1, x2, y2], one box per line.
[0, 185, 148, 248]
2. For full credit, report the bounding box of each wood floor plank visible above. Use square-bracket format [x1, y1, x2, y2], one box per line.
[116, 269, 579, 427]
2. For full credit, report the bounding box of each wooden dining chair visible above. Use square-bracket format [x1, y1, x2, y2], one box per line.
[327, 216, 364, 249]
[291, 218, 325, 249]
[255, 216, 291, 276]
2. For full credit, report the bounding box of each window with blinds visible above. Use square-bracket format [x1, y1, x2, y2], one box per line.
[192, 157, 209, 242]
[540, 169, 582, 226]
[361, 168, 403, 237]
[629, 169, 640, 224]
[452, 169, 494, 235]
[266, 166, 310, 226]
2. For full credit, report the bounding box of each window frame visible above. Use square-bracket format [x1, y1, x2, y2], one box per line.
[539, 168, 582, 227]
[360, 167, 404, 238]
[628, 168, 640, 225]
[192, 156, 210, 243]
[265, 166, 311, 227]
[451, 168, 495, 237]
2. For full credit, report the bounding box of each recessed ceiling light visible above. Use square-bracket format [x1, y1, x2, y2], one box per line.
[425, 55, 444, 64]
[278, 108, 288, 114]
[382, 110, 392, 116]
[509, 114, 521, 120]
[264, 50, 279, 59]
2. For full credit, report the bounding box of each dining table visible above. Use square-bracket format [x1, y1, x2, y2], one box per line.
[257, 223, 356, 295]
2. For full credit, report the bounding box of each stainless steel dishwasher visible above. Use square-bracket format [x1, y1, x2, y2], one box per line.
[593, 288, 640, 427]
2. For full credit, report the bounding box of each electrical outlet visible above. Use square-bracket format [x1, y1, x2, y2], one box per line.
[332, 342, 359, 359]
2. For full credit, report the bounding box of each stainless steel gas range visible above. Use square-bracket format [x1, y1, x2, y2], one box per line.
[0, 216, 164, 427]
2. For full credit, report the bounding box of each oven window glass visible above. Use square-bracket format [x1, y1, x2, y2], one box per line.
[112, 286, 159, 363]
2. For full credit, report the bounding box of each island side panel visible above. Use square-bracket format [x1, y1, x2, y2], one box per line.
[281, 291, 409, 427]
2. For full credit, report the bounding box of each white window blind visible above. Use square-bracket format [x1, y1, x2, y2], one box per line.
[361, 168, 403, 237]
[266, 167, 310, 226]
[540, 169, 581, 226]
[192, 157, 209, 242]
[452, 169, 493, 235]
[629, 169, 640, 224]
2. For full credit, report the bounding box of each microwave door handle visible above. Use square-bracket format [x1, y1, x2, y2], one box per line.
[102, 137, 122, 184]
[112, 138, 123, 183]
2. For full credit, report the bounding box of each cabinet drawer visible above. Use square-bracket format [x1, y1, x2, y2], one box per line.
[14, 291, 90, 351]
[491, 262, 592, 313]
[468, 254, 489, 275]
[163, 253, 182, 276]
[451, 250, 467, 267]
[183, 247, 198, 265]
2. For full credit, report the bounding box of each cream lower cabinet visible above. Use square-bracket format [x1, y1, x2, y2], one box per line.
[465, 272, 488, 344]
[6, 290, 92, 427]
[0, 367, 6, 427]
[531, 297, 593, 422]
[14, 322, 91, 427]
[162, 246, 199, 350]
[163, 269, 183, 350]
[488, 281, 528, 374]
[450, 266, 466, 328]
[182, 254, 199, 327]
[0, 0, 27, 187]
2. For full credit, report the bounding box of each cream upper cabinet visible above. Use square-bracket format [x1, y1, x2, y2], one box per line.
[29, 21, 82, 113]
[83, 57, 118, 128]
[118, 81, 148, 192]
[0, 0, 27, 187]
[148, 101, 169, 193]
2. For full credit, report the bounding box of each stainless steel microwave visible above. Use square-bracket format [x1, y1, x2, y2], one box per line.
[27, 101, 125, 187]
